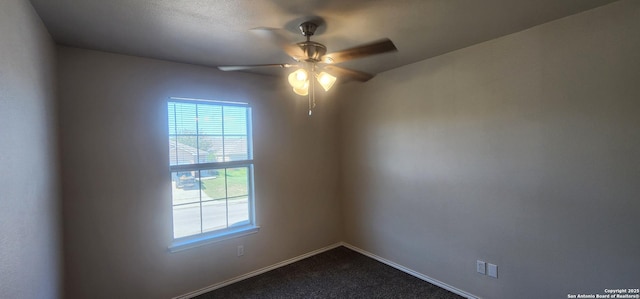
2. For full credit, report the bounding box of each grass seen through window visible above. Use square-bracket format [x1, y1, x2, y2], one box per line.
[200, 167, 248, 200]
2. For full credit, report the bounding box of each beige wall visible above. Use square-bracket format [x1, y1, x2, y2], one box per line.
[0, 0, 61, 298]
[56, 47, 342, 298]
[339, 1, 640, 298]
[5, 1, 639, 298]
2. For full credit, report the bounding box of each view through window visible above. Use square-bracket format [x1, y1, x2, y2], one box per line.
[168, 98, 254, 241]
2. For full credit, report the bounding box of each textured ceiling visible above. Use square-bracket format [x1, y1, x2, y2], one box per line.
[30, 0, 616, 77]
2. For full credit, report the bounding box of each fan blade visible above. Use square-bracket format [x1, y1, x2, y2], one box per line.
[250, 27, 305, 60]
[321, 38, 397, 64]
[324, 65, 374, 82]
[217, 64, 295, 71]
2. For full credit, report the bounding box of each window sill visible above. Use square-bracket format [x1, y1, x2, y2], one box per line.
[169, 225, 260, 253]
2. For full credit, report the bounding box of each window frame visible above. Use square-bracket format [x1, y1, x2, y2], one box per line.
[167, 97, 259, 252]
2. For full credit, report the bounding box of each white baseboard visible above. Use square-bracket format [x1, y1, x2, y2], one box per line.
[340, 242, 480, 299]
[173, 242, 343, 299]
[174, 241, 479, 299]
[340, 242, 479, 299]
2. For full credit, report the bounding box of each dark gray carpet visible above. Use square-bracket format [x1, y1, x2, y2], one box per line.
[194, 246, 465, 299]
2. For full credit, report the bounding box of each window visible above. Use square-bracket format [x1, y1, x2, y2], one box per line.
[168, 98, 257, 251]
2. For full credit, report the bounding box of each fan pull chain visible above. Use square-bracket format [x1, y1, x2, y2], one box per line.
[308, 88, 316, 116]
[312, 74, 316, 107]
[308, 76, 312, 116]
[308, 65, 316, 116]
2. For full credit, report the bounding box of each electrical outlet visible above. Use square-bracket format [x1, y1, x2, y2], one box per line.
[487, 263, 498, 278]
[477, 260, 486, 275]
[237, 245, 244, 257]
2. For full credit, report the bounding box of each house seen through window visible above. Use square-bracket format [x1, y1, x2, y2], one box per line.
[168, 98, 255, 246]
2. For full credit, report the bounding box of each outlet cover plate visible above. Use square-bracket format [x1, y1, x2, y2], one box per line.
[237, 245, 244, 257]
[488, 263, 498, 278]
[477, 260, 486, 275]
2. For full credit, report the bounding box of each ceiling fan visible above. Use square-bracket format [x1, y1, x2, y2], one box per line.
[217, 21, 398, 115]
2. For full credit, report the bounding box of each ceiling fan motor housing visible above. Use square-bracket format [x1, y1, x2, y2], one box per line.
[296, 22, 326, 62]
[298, 41, 326, 62]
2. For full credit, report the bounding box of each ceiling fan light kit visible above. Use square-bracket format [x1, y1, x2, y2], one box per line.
[316, 72, 337, 91]
[218, 21, 398, 115]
